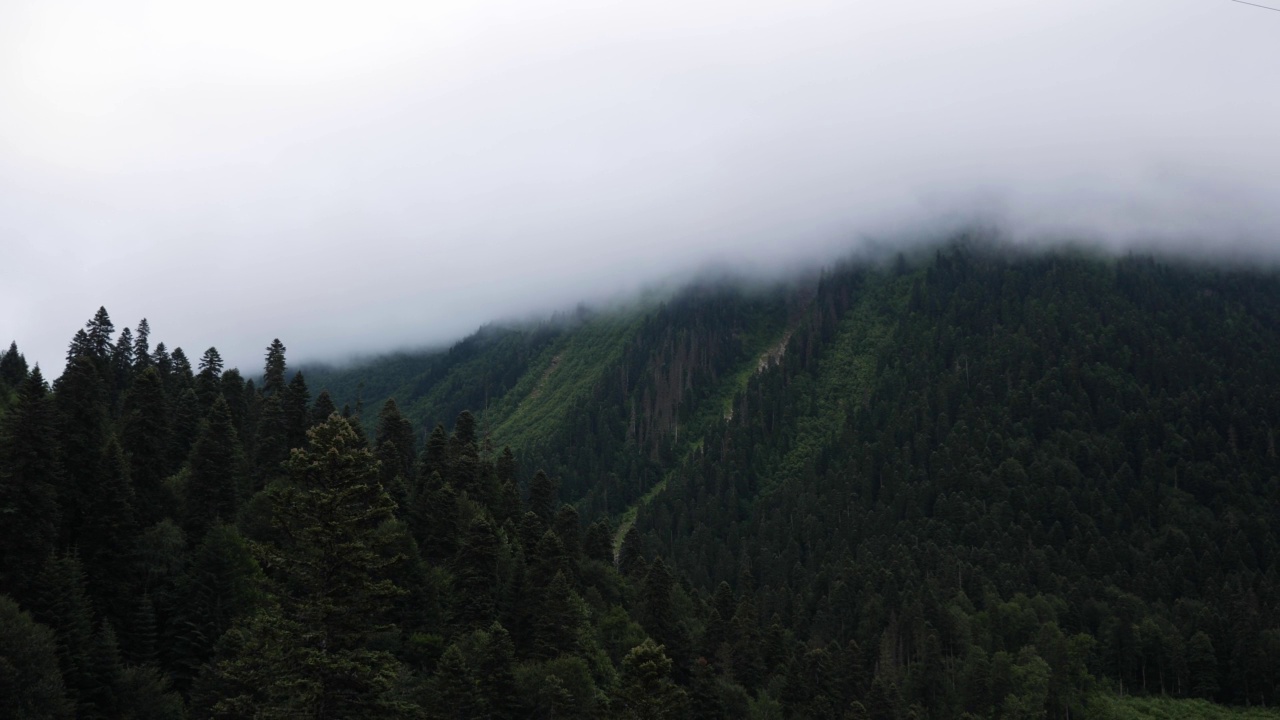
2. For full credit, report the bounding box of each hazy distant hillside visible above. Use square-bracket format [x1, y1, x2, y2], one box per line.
[304, 243, 1280, 714]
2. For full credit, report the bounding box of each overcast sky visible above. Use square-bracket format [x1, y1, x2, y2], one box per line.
[2, 0, 1278, 372]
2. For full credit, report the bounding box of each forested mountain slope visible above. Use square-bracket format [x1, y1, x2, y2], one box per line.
[2, 243, 1279, 719]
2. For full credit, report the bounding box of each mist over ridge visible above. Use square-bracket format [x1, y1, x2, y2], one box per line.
[2, 0, 1277, 372]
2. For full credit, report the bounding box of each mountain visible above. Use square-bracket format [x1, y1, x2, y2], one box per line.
[2, 241, 1279, 719]
[307, 243, 1280, 714]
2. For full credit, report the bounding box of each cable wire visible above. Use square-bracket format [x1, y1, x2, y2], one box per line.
[1227, 0, 1280, 11]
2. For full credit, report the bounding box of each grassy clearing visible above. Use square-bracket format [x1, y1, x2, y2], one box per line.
[489, 313, 640, 450]
[1091, 694, 1280, 719]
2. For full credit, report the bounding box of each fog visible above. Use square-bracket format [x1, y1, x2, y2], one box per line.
[2, 0, 1278, 372]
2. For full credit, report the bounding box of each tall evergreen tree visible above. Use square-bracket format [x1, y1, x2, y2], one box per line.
[0, 368, 63, 601]
[614, 638, 688, 719]
[184, 395, 244, 540]
[54, 355, 109, 547]
[262, 339, 287, 397]
[0, 340, 28, 386]
[120, 366, 171, 526]
[202, 416, 415, 718]
[0, 594, 74, 719]
[451, 515, 500, 630]
[132, 319, 152, 371]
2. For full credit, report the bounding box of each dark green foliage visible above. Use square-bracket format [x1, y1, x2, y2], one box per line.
[183, 395, 244, 539]
[1, 340, 29, 387]
[9, 249, 1280, 716]
[527, 470, 556, 524]
[614, 638, 687, 719]
[261, 339, 287, 397]
[31, 554, 95, 715]
[120, 367, 171, 525]
[200, 416, 416, 718]
[451, 516, 499, 631]
[0, 594, 74, 719]
[0, 369, 63, 601]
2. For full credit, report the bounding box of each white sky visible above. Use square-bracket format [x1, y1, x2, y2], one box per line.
[2, 0, 1278, 371]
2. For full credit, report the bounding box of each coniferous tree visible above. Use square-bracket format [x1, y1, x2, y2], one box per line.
[375, 398, 417, 488]
[132, 319, 152, 372]
[0, 340, 29, 386]
[0, 368, 63, 601]
[31, 554, 96, 715]
[203, 416, 415, 718]
[0, 594, 74, 719]
[282, 371, 311, 450]
[527, 470, 556, 525]
[84, 307, 115, 363]
[184, 395, 244, 540]
[120, 366, 171, 526]
[310, 390, 337, 428]
[261, 339, 287, 397]
[54, 355, 109, 547]
[451, 515, 499, 631]
[195, 347, 224, 412]
[614, 638, 687, 719]
[80, 437, 140, 626]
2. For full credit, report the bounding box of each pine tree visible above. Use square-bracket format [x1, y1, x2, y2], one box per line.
[527, 470, 556, 524]
[205, 416, 416, 718]
[375, 398, 417, 488]
[417, 423, 449, 483]
[84, 307, 115, 362]
[476, 622, 523, 720]
[618, 526, 644, 576]
[54, 355, 109, 547]
[111, 326, 135, 392]
[184, 395, 245, 540]
[1188, 630, 1219, 700]
[262, 339, 287, 397]
[451, 515, 499, 630]
[168, 524, 264, 692]
[80, 437, 140, 626]
[310, 390, 337, 428]
[614, 638, 688, 719]
[532, 570, 585, 659]
[0, 594, 74, 719]
[0, 340, 28, 386]
[195, 347, 224, 411]
[430, 644, 481, 719]
[31, 554, 96, 715]
[283, 371, 311, 450]
[132, 319, 152, 371]
[0, 368, 63, 601]
[120, 367, 171, 526]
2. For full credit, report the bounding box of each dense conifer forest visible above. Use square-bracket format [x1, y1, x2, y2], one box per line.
[2, 243, 1279, 718]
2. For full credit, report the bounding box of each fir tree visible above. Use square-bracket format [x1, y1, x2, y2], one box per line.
[614, 638, 687, 719]
[184, 395, 245, 540]
[310, 390, 337, 428]
[206, 416, 415, 718]
[120, 366, 171, 527]
[451, 515, 499, 631]
[0, 340, 29, 386]
[0, 368, 63, 601]
[131, 319, 152, 371]
[262, 339, 287, 397]
[31, 554, 96, 715]
[0, 594, 74, 719]
[527, 470, 556, 524]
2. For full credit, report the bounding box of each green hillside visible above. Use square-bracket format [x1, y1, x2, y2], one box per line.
[140, 242, 1280, 718]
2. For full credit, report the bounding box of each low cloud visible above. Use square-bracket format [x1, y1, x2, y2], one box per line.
[2, 0, 1277, 371]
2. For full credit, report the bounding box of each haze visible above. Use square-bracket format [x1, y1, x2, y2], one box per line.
[2, 0, 1278, 371]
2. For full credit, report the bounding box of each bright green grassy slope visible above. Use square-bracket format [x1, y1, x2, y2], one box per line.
[1091, 694, 1280, 719]
[485, 313, 641, 450]
[611, 309, 795, 551]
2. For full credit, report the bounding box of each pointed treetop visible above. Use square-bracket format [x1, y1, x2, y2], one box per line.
[263, 339, 287, 396]
[198, 347, 224, 377]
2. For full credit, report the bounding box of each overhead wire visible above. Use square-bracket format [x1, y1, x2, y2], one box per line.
[1226, 0, 1280, 11]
